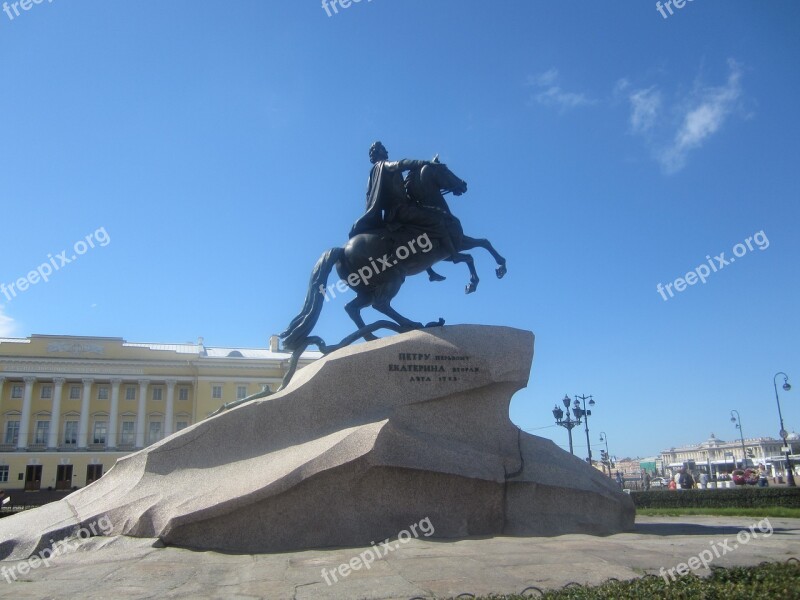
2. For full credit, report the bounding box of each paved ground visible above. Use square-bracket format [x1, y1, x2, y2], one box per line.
[1, 516, 798, 599]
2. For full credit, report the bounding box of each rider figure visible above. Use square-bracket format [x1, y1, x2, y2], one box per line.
[349, 142, 458, 275]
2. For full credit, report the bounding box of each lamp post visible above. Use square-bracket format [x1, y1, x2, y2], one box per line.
[573, 394, 595, 463]
[552, 395, 582, 455]
[730, 410, 748, 469]
[773, 372, 795, 487]
[599, 432, 612, 478]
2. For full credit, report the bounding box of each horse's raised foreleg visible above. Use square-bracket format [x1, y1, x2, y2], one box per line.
[449, 252, 479, 294]
[458, 235, 507, 279]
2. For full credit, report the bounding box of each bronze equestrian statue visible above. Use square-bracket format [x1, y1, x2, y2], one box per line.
[280, 142, 507, 353]
[212, 143, 508, 410]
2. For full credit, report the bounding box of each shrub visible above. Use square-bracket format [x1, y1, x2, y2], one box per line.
[452, 561, 800, 599]
[631, 487, 800, 509]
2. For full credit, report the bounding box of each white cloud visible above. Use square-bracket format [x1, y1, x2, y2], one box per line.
[623, 60, 745, 174]
[536, 87, 595, 110]
[660, 62, 742, 172]
[614, 78, 631, 96]
[629, 86, 662, 134]
[533, 68, 559, 87]
[528, 68, 596, 112]
[0, 306, 16, 337]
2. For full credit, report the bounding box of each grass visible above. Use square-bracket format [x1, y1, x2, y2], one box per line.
[636, 506, 800, 518]
[440, 561, 800, 599]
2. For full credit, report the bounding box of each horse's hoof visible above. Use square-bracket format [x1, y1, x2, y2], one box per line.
[465, 283, 477, 294]
[429, 274, 446, 282]
[496, 265, 507, 279]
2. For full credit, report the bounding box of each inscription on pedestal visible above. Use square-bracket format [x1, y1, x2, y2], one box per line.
[388, 352, 479, 383]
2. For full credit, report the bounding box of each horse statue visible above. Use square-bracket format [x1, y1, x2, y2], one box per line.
[209, 160, 508, 413]
[280, 160, 507, 354]
[205, 160, 509, 416]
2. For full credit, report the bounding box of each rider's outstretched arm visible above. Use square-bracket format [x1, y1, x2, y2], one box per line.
[384, 159, 429, 173]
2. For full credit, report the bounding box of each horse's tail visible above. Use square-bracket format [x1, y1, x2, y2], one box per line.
[279, 247, 344, 351]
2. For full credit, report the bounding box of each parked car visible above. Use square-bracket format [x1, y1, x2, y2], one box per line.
[649, 477, 671, 488]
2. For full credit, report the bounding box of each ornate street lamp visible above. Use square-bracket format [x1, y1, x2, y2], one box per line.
[773, 372, 795, 487]
[553, 394, 582, 455]
[599, 432, 612, 478]
[573, 394, 595, 463]
[730, 410, 748, 469]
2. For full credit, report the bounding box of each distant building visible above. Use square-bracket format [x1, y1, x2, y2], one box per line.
[593, 457, 657, 481]
[614, 458, 648, 478]
[0, 334, 320, 491]
[660, 433, 800, 477]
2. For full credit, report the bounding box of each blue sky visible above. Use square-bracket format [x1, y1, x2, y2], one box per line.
[1, 1, 798, 460]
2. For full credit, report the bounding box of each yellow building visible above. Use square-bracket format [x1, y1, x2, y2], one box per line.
[0, 334, 319, 491]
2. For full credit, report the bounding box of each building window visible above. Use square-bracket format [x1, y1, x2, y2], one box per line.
[261, 384, 271, 393]
[69, 386, 81, 400]
[0, 465, 8, 483]
[98, 387, 109, 400]
[93, 421, 107, 444]
[152, 388, 163, 401]
[176, 421, 188, 431]
[11, 385, 23, 399]
[179, 387, 189, 401]
[34, 421, 50, 444]
[120, 421, 135, 445]
[148, 421, 162, 444]
[125, 387, 136, 401]
[236, 385, 247, 400]
[40, 385, 52, 399]
[4, 421, 19, 445]
[64, 421, 78, 445]
[212, 385, 222, 399]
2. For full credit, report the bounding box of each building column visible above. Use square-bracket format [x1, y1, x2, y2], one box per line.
[17, 377, 36, 450]
[164, 380, 176, 437]
[107, 379, 121, 450]
[47, 378, 66, 449]
[136, 380, 148, 448]
[78, 378, 93, 449]
[0, 378, 5, 434]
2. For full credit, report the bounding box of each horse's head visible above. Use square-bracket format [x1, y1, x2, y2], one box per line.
[405, 159, 468, 208]
[424, 158, 468, 196]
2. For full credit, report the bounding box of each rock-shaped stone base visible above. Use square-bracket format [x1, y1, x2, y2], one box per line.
[0, 325, 633, 559]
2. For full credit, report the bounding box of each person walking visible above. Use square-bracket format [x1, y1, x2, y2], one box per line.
[678, 468, 695, 490]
